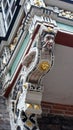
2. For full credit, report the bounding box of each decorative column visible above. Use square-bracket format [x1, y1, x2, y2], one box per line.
[8, 24, 57, 130]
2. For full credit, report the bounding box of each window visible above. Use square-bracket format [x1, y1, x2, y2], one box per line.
[7, 13, 11, 26]
[3, 0, 7, 7]
[9, 0, 11, 3]
[4, 2, 9, 14]
[60, 0, 73, 4]
[17, 126, 21, 130]
[11, 1, 15, 14]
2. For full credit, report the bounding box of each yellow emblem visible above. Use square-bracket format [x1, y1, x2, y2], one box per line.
[38, 61, 51, 71]
[26, 121, 33, 127]
[34, 0, 41, 6]
[26, 103, 33, 109]
[24, 84, 28, 89]
[48, 27, 54, 33]
[34, 105, 40, 110]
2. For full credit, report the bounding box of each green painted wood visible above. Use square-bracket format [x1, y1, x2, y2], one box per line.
[57, 22, 73, 32]
[10, 33, 30, 76]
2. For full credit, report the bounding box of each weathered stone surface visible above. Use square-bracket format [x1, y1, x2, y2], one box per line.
[0, 94, 11, 130]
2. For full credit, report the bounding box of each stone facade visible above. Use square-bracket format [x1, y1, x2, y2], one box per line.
[0, 91, 10, 130]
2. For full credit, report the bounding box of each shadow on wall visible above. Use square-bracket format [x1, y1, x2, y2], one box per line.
[37, 114, 73, 130]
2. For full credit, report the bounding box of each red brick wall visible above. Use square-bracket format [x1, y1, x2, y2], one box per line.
[42, 101, 73, 117]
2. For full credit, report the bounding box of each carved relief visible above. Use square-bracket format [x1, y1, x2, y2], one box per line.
[9, 23, 57, 130]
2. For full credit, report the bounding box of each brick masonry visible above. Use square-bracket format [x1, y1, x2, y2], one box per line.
[37, 101, 73, 130]
[0, 96, 73, 130]
[41, 101, 73, 117]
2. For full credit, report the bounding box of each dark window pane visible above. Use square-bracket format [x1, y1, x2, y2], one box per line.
[11, 1, 15, 14]
[7, 13, 11, 26]
[60, 0, 73, 4]
[3, 0, 7, 7]
[9, 0, 11, 3]
[4, 3, 9, 14]
[17, 126, 21, 130]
